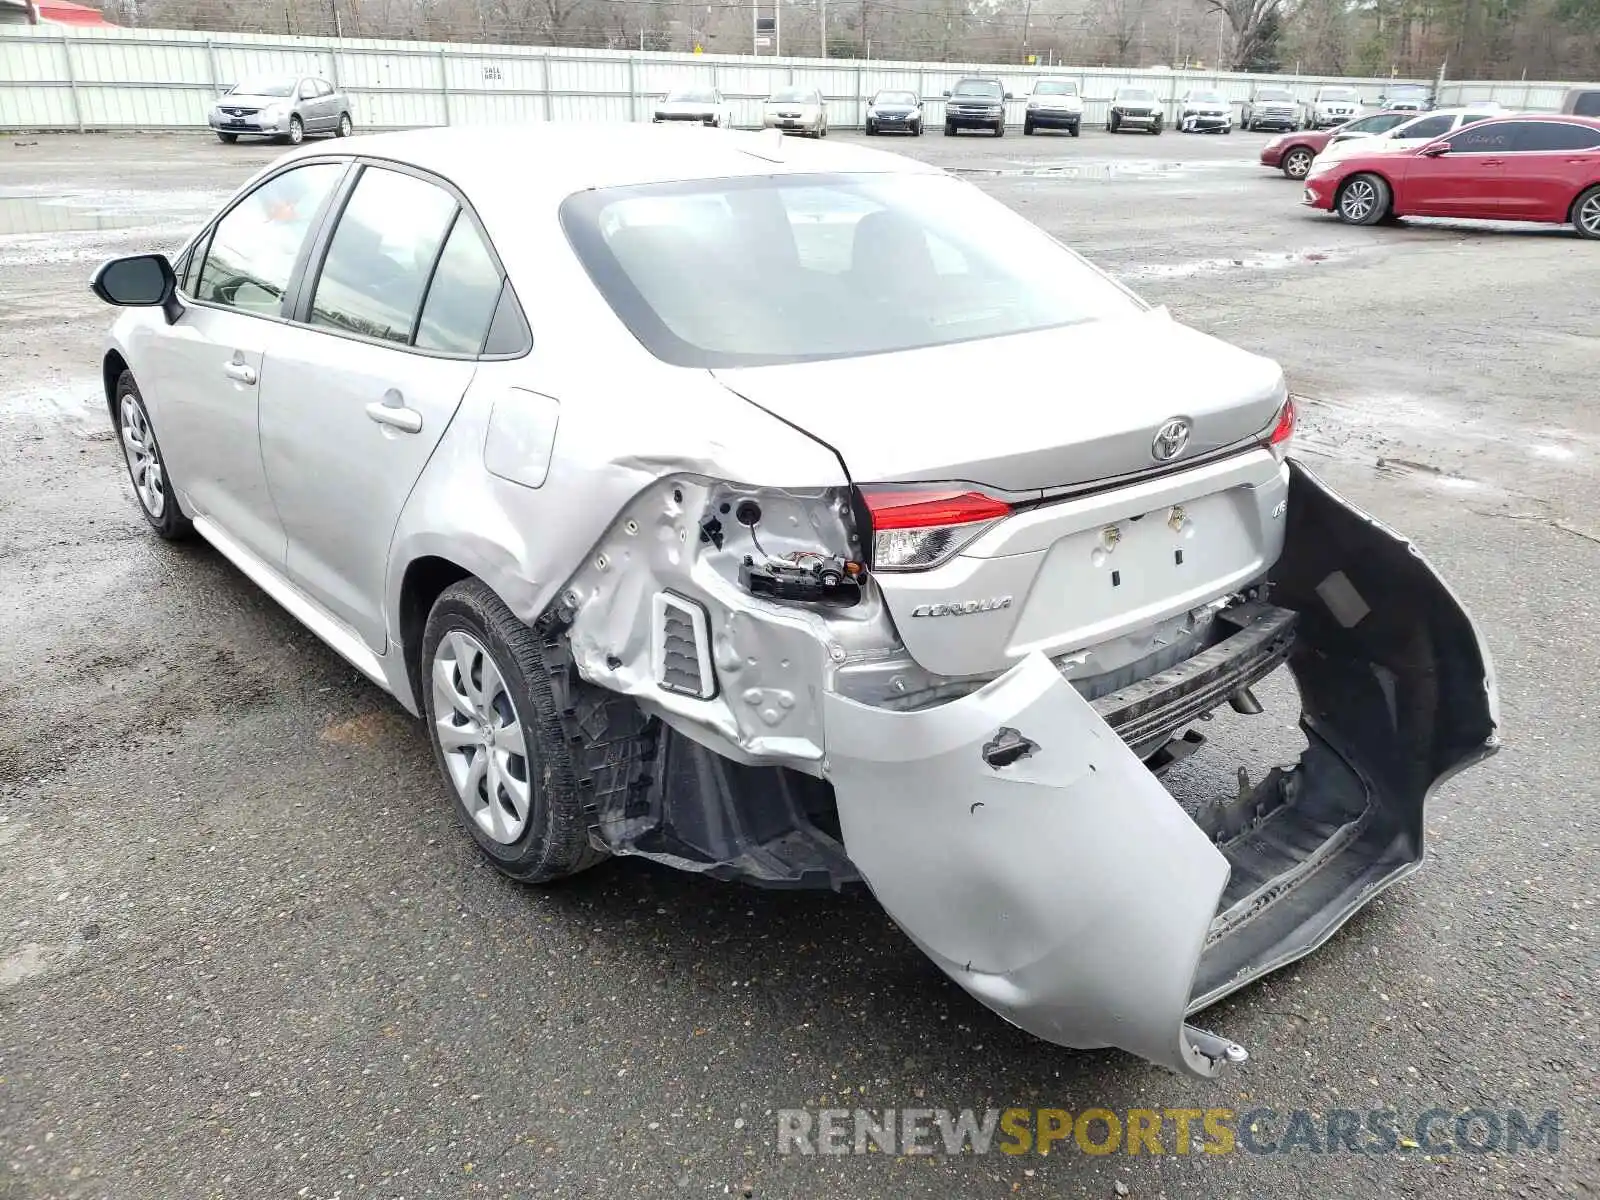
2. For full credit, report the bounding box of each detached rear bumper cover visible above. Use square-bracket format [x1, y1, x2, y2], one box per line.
[822, 461, 1498, 1078]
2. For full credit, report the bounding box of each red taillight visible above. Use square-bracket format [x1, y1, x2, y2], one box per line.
[860, 489, 1011, 530]
[859, 488, 1012, 572]
[1267, 396, 1296, 445]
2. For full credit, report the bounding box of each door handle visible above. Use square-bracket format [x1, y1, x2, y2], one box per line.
[365, 391, 423, 434]
[223, 360, 257, 385]
[1480, 158, 1505, 166]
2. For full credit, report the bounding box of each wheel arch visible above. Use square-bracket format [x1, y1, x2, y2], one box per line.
[102, 349, 130, 422]
[397, 554, 475, 710]
[1337, 168, 1397, 213]
[1568, 181, 1600, 227]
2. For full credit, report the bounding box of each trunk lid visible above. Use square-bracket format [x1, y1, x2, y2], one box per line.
[713, 311, 1285, 494]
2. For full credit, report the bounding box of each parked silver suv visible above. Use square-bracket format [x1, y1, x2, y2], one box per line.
[210, 75, 352, 145]
[89, 126, 1496, 1079]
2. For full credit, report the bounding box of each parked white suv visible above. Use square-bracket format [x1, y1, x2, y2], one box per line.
[1310, 85, 1364, 129]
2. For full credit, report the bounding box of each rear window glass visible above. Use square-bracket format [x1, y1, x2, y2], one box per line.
[561, 172, 1141, 369]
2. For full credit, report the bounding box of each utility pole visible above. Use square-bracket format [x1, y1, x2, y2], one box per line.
[820, 0, 826, 57]
[1020, 0, 1031, 61]
[860, 0, 867, 59]
[329, 0, 342, 37]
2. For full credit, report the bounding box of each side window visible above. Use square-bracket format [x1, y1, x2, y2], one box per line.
[1511, 122, 1600, 152]
[1447, 122, 1514, 152]
[308, 167, 458, 345]
[195, 162, 343, 315]
[317, 79, 335, 97]
[1573, 92, 1600, 118]
[415, 215, 505, 354]
[298, 79, 317, 100]
[1402, 115, 1453, 141]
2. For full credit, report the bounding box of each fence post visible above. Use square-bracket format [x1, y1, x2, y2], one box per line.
[628, 52, 637, 122]
[854, 61, 861, 128]
[438, 47, 451, 125]
[206, 38, 220, 98]
[327, 46, 340, 89]
[541, 53, 553, 120]
[60, 32, 83, 133]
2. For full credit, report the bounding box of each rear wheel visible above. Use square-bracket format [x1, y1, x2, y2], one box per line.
[115, 370, 191, 541]
[422, 580, 610, 883]
[1282, 146, 1315, 180]
[215, 131, 237, 144]
[336, 112, 353, 137]
[1572, 185, 1600, 239]
[1336, 173, 1390, 225]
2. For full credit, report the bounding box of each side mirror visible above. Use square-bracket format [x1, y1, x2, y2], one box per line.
[942, 89, 951, 98]
[91, 253, 183, 324]
[1006, 92, 1015, 100]
[1420, 140, 1451, 157]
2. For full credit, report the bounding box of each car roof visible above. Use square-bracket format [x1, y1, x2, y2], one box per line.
[278, 124, 940, 199]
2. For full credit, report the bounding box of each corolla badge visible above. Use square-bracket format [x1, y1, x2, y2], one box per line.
[911, 597, 1013, 618]
[1152, 417, 1192, 462]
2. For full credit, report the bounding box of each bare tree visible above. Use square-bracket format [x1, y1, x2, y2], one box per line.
[1092, 0, 1148, 62]
[1201, 0, 1282, 67]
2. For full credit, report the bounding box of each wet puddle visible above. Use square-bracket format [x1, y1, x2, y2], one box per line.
[949, 157, 1247, 181]
[1120, 246, 1357, 280]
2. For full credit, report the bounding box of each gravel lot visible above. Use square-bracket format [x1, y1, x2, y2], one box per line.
[1, 126, 1595, 1200]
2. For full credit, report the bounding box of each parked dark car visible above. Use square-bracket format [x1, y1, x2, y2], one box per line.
[943, 77, 1011, 137]
[209, 75, 352, 145]
[1107, 86, 1162, 134]
[1302, 114, 1600, 239]
[865, 89, 923, 136]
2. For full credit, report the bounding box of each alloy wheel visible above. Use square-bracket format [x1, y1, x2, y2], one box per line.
[338, 113, 352, 137]
[119, 392, 165, 519]
[1578, 191, 1600, 238]
[1340, 178, 1378, 222]
[288, 116, 303, 145]
[432, 630, 533, 845]
[1285, 149, 1313, 179]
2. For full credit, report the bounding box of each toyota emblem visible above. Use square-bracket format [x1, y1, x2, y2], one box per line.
[1151, 417, 1191, 462]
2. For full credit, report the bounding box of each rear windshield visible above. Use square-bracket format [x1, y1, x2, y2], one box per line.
[1033, 80, 1078, 96]
[230, 78, 295, 98]
[667, 88, 717, 103]
[770, 87, 815, 103]
[1117, 89, 1156, 102]
[952, 81, 1003, 98]
[561, 172, 1142, 369]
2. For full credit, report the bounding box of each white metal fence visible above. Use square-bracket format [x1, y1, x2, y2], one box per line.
[0, 24, 1576, 133]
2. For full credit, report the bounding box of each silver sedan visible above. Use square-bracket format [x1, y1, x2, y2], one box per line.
[209, 74, 353, 145]
[89, 125, 1496, 1078]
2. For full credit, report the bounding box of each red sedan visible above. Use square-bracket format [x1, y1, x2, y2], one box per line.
[1259, 110, 1414, 180]
[1302, 114, 1600, 238]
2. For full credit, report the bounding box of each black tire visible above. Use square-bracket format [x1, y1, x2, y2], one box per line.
[1571, 185, 1600, 239]
[336, 111, 353, 138]
[1023, 118, 1034, 135]
[1282, 146, 1315, 180]
[1335, 173, 1391, 226]
[422, 580, 623, 883]
[993, 120, 1004, 137]
[1151, 119, 1162, 135]
[215, 131, 237, 144]
[1109, 115, 1120, 133]
[113, 369, 192, 541]
[865, 121, 876, 135]
[284, 114, 303, 145]
[912, 121, 922, 136]
[1068, 123, 1079, 137]
[944, 121, 955, 136]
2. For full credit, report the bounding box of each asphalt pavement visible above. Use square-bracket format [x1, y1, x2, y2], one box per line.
[0, 126, 1595, 1199]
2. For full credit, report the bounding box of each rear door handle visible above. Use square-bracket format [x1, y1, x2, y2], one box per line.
[223, 360, 257, 385]
[366, 391, 423, 434]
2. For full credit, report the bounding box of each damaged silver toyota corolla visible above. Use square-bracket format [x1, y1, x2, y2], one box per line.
[92, 125, 1497, 1078]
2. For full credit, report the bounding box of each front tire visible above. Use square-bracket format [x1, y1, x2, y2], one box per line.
[1068, 122, 1079, 137]
[1023, 118, 1034, 135]
[1336, 173, 1391, 225]
[1282, 146, 1314, 180]
[215, 131, 237, 144]
[284, 114, 303, 145]
[336, 112, 353, 137]
[1572, 185, 1600, 239]
[944, 120, 955, 136]
[422, 581, 610, 883]
[993, 120, 1004, 137]
[912, 120, 922, 136]
[114, 370, 191, 541]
